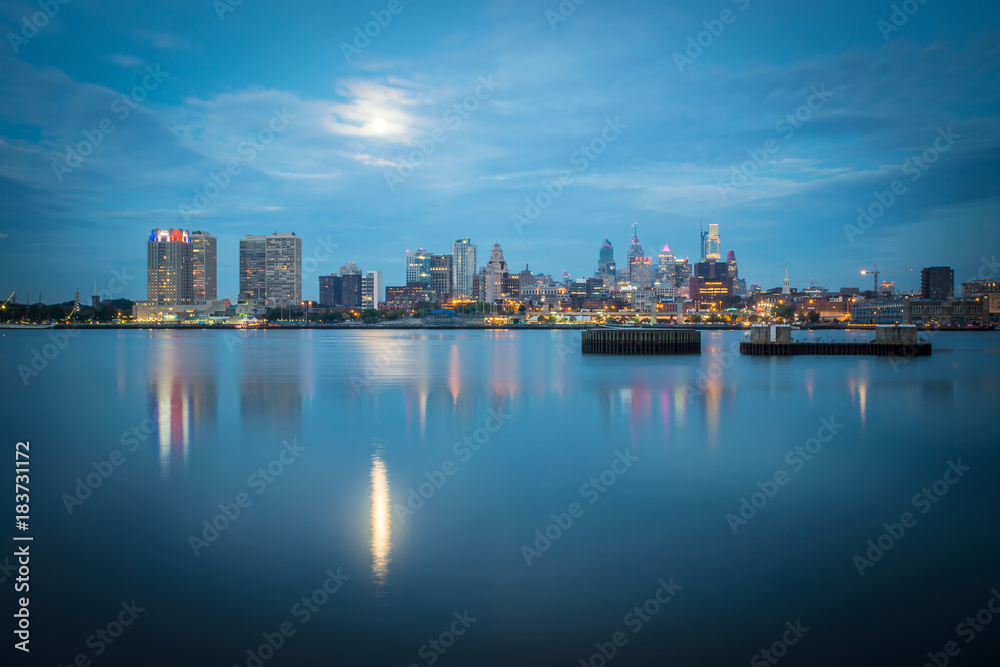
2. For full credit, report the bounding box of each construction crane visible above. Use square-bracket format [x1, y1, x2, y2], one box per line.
[794, 279, 822, 288]
[860, 266, 913, 293]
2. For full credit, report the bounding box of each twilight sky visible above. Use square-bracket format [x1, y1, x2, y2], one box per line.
[1, 0, 998, 302]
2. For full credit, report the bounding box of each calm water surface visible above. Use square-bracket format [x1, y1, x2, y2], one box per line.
[2, 329, 999, 666]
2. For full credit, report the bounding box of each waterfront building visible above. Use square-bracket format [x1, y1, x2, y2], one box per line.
[239, 233, 302, 307]
[921, 266, 954, 300]
[363, 271, 383, 309]
[406, 249, 432, 286]
[430, 254, 453, 300]
[190, 230, 217, 303]
[451, 238, 477, 298]
[147, 228, 194, 306]
[319, 275, 342, 307]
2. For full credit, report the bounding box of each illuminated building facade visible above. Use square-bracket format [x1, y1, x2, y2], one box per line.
[239, 232, 302, 307]
[701, 223, 721, 261]
[363, 271, 383, 309]
[147, 228, 194, 306]
[430, 254, 453, 300]
[406, 249, 431, 286]
[451, 238, 477, 298]
[190, 231, 217, 304]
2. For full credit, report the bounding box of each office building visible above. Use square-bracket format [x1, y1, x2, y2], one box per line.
[451, 238, 477, 299]
[190, 231, 217, 303]
[596, 239, 617, 287]
[657, 245, 675, 285]
[484, 243, 510, 304]
[701, 223, 721, 261]
[147, 228, 194, 306]
[239, 232, 302, 307]
[363, 271, 383, 309]
[406, 248, 432, 286]
[430, 254, 453, 300]
[921, 266, 954, 300]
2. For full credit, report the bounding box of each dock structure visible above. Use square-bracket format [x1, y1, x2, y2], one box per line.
[739, 325, 932, 357]
[581, 328, 701, 355]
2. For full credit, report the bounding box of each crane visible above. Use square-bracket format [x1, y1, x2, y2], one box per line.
[861, 266, 913, 293]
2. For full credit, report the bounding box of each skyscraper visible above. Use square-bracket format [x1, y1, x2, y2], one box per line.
[406, 249, 432, 286]
[451, 238, 477, 299]
[921, 266, 954, 300]
[701, 223, 721, 261]
[657, 244, 675, 285]
[147, 228, 194, 306]
[190, 231, 217, 304]
[595, 238, 617, 287]
[484, 243, 509, 304]
[363, 271, 383, 310]
[239, 232, 302, 307]
[626, 224, 652, 288]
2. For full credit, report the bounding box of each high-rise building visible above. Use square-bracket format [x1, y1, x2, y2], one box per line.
[190, 231, 217, 304]
[451, 238, 477, 299]
[626, 224, 645, 283]
[628, 256, 653, 289]
[701, 223, 721, 261]
[92, 278, 100, 307]
[147, 228, 194, 306]
[342, 273, 362, 308]
[319, 275, 342, 307]
[484, 243, 509, 304]
[406, 249, 432, 286]
[879, 280, 895, 295]
[921, 266, 954, 300]
[430, 254, 453, 300]
[657, 244, 675, 285]
[596, 238, 617, 287]
[363, 271, 383, 310]
[239, 232, 302, 307]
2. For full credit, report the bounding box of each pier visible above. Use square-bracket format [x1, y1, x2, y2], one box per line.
[581, 328, 701, 355]
[739, 325, 932, 357]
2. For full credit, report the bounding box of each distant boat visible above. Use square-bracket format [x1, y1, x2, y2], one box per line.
[0, 323, 55, 329]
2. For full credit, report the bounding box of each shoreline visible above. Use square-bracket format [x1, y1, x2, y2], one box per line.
[2, 323, 995, 332]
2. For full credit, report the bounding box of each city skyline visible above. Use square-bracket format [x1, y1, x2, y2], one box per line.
[1, 1, 998, 302]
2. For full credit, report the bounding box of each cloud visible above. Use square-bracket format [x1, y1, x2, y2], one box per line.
[107, 54, 145, 71]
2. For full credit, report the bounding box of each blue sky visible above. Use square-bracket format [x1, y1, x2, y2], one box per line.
[1, 0, 998, 302]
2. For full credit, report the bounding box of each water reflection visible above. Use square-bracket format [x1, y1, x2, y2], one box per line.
[148, 336, 217, 479]
[370, 449, 392, 591]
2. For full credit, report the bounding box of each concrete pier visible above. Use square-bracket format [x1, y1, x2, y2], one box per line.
[581, 328, 701, 355]
[740, 325, 931, 357]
